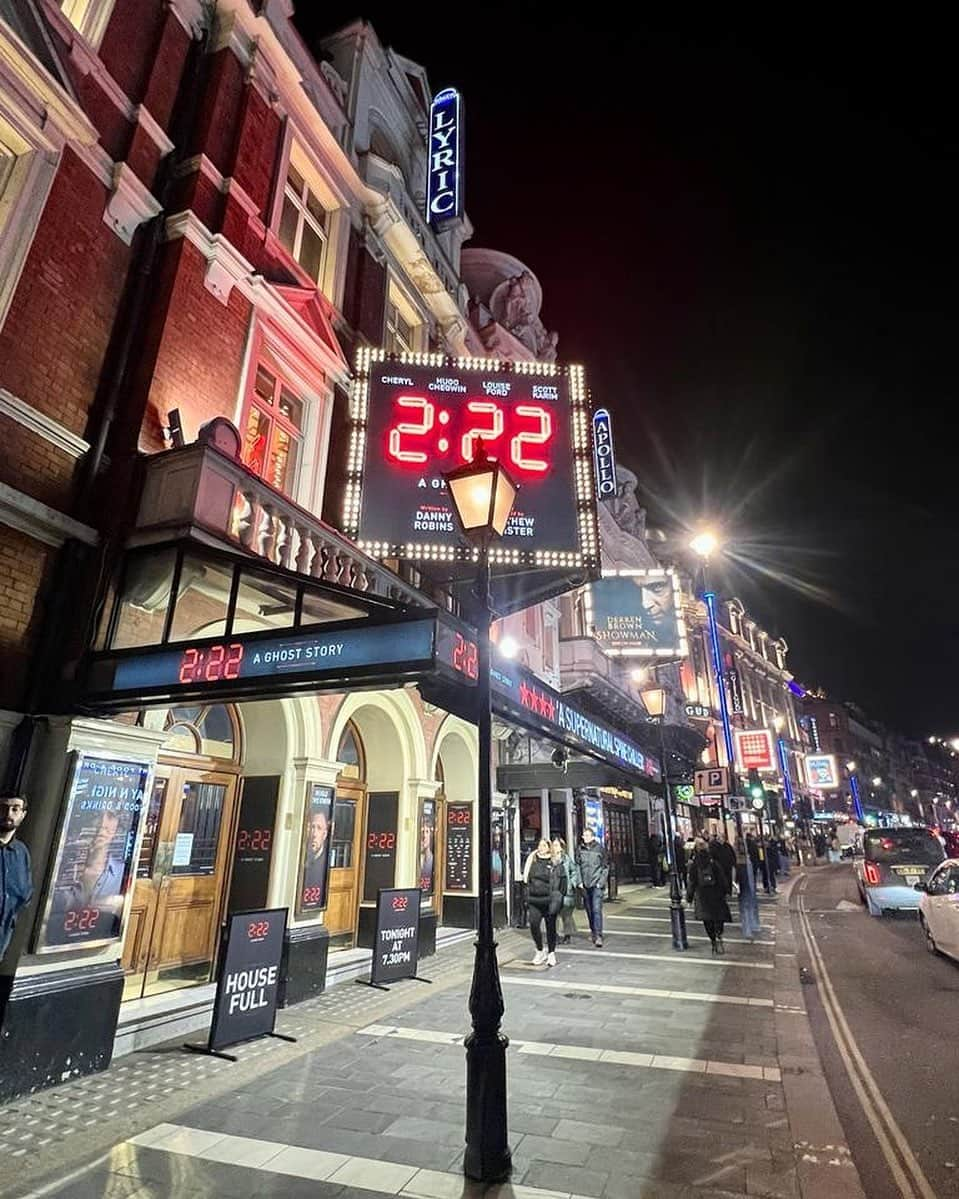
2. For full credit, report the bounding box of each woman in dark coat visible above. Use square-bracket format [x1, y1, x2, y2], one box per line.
[686, 837, 732, 954]
[523, 838, 568, 966]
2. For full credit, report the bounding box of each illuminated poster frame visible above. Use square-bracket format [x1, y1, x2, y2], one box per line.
[584, 568, 689, 659]
[734, 728, 777, 773]
[804, 753, 840, 790]
[343, 349, 600, 572]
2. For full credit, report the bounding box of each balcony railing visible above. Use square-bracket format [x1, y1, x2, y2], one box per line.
[131, 442, 424, 607]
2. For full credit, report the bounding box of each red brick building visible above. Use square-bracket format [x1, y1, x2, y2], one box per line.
[0, 0, 485, 1097]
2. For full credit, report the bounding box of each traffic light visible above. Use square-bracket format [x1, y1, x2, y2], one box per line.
[747, 769, 764, 801]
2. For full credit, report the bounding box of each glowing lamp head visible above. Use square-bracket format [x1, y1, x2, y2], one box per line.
[910, 788, 919, 797]
[871, 776, 882, 787]
[444, 441, 518, 544]
[640, 687, 666, 719]
[498, 635, 519, 659]
[846, 760, 857, 771]
[689, 529, 720, 560]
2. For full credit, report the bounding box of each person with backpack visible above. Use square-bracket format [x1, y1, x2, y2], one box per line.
[686, 836, 731, 953]
[551, 837, 581, 943]
[523, 838, 567, 966]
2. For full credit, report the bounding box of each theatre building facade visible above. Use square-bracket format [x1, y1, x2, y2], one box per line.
[0, 1, 655, 1100]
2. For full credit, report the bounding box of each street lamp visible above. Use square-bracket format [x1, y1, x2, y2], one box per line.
[444, 441, 517, 1183]
[871, 776, 883, 787]
[640, 686, 688, 951]
[689, 529, 733, 835]
[845, 761, 864, 822]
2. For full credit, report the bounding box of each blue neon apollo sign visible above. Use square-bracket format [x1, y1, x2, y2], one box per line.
[426, 89, 463, 223]
[592, 408, 616, 500]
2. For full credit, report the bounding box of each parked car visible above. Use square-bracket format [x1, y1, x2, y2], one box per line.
[917, 859, 959, 960]
[854, 827, 946, 916]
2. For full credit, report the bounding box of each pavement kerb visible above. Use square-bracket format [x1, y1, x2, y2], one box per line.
[776, 872, 868, 1199]
[6, 930, 530, 1198]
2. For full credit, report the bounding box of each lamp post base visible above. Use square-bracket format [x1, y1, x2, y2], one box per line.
[669, 895, 689, 950]
[463, 1030, 512, 1182]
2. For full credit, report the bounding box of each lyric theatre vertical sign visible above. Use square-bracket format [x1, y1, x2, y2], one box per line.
[426, 88, 463, 222]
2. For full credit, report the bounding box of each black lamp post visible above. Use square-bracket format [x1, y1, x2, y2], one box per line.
[641, 686, 688, 950]
[444, 441, 517, 1184]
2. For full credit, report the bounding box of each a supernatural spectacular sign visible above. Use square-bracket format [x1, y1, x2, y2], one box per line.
[343, 349, 600, 572]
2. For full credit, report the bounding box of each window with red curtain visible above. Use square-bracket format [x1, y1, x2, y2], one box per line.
[241, 359, 304, 497]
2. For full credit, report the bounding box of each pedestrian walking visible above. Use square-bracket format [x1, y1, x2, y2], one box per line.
[735, 834, 761, 940]
[712, 833, 737, 895]
[551, 837, 580, 943]
[1, 794, 33, 964]
[576, 826, 609, 947]
[686, 836, 731, 953]
[523, 838, 567, 966]
[647, 831, 663, 886]
[778, 834, 791, 877]
[828, 830, 841, 864]
[673, 832, 688, 889]
[765, 836, 780, 893]
[813, 830, 827, 861]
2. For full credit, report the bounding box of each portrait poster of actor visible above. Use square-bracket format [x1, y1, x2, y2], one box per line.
[590, 573, 679, 653]
[39, 756, 149, 951]
[418, 799, 435, 895]
[299, 784, 334, 914]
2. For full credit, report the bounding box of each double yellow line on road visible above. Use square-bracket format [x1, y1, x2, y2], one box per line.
[795, 876, 937, 1199]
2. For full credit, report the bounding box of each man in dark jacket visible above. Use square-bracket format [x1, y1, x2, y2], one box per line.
[673, 833, 688, 889]
[647, 831, 663, 886]
[576, 828, 609, 947]
[1, 795, 32, 963]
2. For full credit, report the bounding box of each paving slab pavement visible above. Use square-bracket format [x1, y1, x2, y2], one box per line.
[4, 877, 865, 1198]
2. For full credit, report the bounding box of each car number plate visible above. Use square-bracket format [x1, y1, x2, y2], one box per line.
[892, 867, 923, 878]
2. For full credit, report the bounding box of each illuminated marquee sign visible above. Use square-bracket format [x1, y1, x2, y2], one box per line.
[805, 753, 840, 790]
[735, 728, 776, 772]
[490, 656, 660, 782]
[592, 407, 616, 500]
[585, 569, 688, 659]
[426, 88, 463, 223]
[344, 350, 599, 570]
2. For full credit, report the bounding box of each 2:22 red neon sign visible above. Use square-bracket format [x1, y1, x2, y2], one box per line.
[385, 395, 553, 477]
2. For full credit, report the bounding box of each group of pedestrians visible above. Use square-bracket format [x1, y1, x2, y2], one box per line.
[522, 827, 609, 966]
[682, 831, 783, 951]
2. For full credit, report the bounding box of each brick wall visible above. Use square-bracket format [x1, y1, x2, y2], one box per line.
[139, 240, 253, 453]
[0, 420, 80, 511]
[0, 527, 53, 711]
[0, 149, 129, 449]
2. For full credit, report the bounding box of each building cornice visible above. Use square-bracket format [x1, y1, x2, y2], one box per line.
[0, 388, 90, 459]
[103, 160, 163, 244]
[0, 482, 98, 548]
[0, 17, 97, 151]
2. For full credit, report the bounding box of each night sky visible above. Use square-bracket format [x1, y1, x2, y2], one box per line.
[296, 9, 957, 737]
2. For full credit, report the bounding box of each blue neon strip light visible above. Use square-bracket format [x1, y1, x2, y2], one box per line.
[704, 591, 735, 771]
[849, 773, 864, 822]
[777, 737, 794, 810]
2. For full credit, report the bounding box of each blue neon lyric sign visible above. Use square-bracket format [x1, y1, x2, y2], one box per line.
[426, 89, 462, 223]
[705, 591, 736, 772]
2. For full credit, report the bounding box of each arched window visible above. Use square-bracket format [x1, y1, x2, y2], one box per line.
[113, 705, 240, 762]
[337, 720, 366, 781]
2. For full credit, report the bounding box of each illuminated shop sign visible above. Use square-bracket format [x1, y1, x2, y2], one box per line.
[805, 753, 840, 790]
[585, 569, 688, 659]
[490, 657, 660, 782]
[734, 728, 776, 772]
[685, 703, 711, 720]
[86, 617, 439, 704]
[592, 408, 616, 500]
[343, 349, 599, 571]
[426, 88, 463, 222]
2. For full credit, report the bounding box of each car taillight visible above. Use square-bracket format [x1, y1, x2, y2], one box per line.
[864, 861, 881, 886]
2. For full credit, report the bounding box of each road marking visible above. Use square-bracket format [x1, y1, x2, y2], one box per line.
[561, 946, 774, 969]
[599, 928, 774, 948]
[609, 913, 775, 933]
[797, 879, 937, 1199]
[355, 1024, 781, 1083]
[501, 974, 774, 1007]
[117, 1123, 576, 1198]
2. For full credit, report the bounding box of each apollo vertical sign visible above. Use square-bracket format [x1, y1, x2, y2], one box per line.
[427, 89, 463, 222]
[592, 408, 616, 500]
